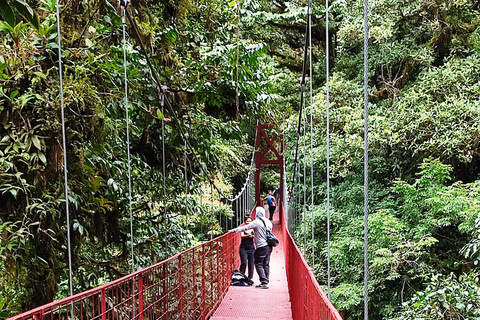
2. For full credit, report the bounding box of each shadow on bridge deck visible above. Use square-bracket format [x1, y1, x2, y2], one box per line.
[210, 208, 293, 319]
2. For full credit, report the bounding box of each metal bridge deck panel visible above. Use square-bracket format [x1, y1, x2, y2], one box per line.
[211, 210, 293, 319]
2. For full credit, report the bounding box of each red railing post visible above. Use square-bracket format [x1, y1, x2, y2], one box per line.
[7, 221, 346, 320]
[101, 288, 106, 320]
[33, 311, 43, 320]
[192, 249, 196, 317]
[163, 264, 167, 320]
[138, 273, 144, 320]
[201, 244, 206, 319]
[210, 244, 214, 311]
[216, 242, 220, 301]
[178, 255, 183, 320]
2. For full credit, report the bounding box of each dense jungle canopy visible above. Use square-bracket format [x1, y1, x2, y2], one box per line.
[1, 0, 480, 318]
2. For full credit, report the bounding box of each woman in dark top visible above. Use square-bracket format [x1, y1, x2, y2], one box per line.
[239, 215, 255, 284]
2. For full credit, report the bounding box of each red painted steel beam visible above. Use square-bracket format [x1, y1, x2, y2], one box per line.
[255, 124, 283, 205]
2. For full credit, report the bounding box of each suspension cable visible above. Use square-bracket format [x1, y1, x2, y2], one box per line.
[326, 0, 331, 298]
[303, 101, 307, 249]
[125, 9, 254, 204]
[161, 89, 166, 201]
[235, 0, 241, 118]
[308, 0, 315, 269]
[120, 1, 135, 273]
[363, 0, 370, 318]
[291, 0, 312, 189]
[56, 0, 73, 299]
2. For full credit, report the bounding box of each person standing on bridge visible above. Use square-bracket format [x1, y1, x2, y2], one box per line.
[239, 215, 255, 285]
[263, 192, 276, 221]
[274, 185, 280, 206]
[229, 207, 273, 289]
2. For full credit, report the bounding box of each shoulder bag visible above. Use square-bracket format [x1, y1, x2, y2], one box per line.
[260, 218, 279, 247]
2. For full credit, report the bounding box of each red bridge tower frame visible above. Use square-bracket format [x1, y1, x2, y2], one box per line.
[255, 124, 284, 218]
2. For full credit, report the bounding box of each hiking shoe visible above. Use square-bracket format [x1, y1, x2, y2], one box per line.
[256, 283, 269, 289]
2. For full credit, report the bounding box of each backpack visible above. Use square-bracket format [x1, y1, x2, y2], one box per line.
[267, 196, 275, 206]
[231, 270, 249, 286]
[260, 218, 279, 247]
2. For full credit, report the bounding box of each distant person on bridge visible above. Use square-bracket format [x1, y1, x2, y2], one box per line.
[229, 207, 273, 289]
[274, 185, 280, 205]
[263, 192, 276, 221]
[239, 215, 255, 285]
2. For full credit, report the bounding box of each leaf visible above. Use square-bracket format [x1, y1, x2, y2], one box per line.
[0, 1, 14, 27]
[11, 0, 39, 30]
[157, 109, 164, 120]
[38, 152, 46, 164]
[0, 20, 13, 32]
[12, 0, 33, 17]
[36, 256, 49, 266]
[85, 38, 93, 47]
[9, 188, 18, 199]
[10, 90, 19, 100]
[31, 135, 41, 150]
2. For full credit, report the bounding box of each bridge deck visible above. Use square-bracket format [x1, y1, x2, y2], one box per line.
[211, 209, 293, 319]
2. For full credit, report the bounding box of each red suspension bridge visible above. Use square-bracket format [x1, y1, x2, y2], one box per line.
[8, 206, 341, 320]
[7, 125, 342, 320]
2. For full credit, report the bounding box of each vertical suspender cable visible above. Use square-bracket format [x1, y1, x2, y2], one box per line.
[184, 132, 189, 227]
[200, 185, 203, 235]
[121, 4, 135, 273]
[291, 0, 312, 188]
[363, 0, 370, 319]
[242, 188, 248, 215]
[302, 107, 306, 248]
[162, 93, 166, 201]
[235, 0, 241, 117]
[246, 183, 249, 213]
[210, 184, 214, 240]
[184, 133, 188, 188]
[56, 0, 73, 299]
[308, 1, 315, 269]
[303, 115, 307, 208]
[325, 0, 331, 298]
[235, 197, 238, 228]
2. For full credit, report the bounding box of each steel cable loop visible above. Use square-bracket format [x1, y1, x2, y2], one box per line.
[326, 0, 331, 298]
[120, 4, 135, 273]
[56, 0, 73, 299]
[363, 0, 370, 319]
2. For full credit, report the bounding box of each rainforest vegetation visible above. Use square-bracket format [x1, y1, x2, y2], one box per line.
[1, 0, 480, 318]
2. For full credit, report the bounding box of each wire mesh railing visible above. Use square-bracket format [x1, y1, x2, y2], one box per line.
[7, 233, 240, 320]
[280, 203, 342, 320]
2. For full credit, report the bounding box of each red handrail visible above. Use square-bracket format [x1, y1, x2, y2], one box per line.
[280, 203, 343, 320]
[8, 233, 240, 320]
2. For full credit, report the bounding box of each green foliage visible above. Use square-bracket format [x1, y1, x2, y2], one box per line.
[461, 212, 480, 267]
[0, 0, 39, 29]
[377, 55, 480, 171]
[2, 0, 480, 317]
[395, 272, 480, 319]
[293, 156, 480, 318]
